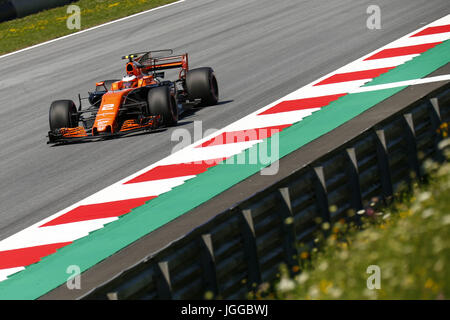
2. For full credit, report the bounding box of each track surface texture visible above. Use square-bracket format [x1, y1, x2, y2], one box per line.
[0, 0, 448, 242]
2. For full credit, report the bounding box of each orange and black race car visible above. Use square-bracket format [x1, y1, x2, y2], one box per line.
[47, 49, 219, 144]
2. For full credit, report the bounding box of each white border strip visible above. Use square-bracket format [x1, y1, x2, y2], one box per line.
[350, 74, 450, 93]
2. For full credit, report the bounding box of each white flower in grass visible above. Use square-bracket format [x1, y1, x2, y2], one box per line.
[438, 138, 450, 150]
[277, 278, 295, 292]
[442, 215, 450, 225]
[421, 208, 434, 219]
[339, 250, 349, 260]
[434, 259, 444, 272]
[418, 191, 431, 202]
[295, 272, 309, 284]
[308, 285, 320, 299]
[318, 261, 328, 271]
[432, 236, 444, 254]
[329, 286, 343, 298]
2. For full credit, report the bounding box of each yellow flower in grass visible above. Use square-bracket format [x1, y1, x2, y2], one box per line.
[424, 278, 434, 289]
[319, 280, 332, 295]
[399, 211, 409, 218]
[109, 2, 120, 7]
[424, 278, 440, 293]
[339, 242, 348, 250]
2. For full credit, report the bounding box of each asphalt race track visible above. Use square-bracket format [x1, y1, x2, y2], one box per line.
[0, 0, 448, 241]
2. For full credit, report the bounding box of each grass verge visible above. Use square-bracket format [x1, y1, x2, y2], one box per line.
[0, 0, 177, 55]
[256, 136, 450, 300]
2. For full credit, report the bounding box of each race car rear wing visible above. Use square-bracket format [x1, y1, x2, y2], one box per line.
[122, 50, 189, 79]
[140, 53, 189, 79]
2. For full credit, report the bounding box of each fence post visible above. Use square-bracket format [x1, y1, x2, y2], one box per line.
[403, 113, 421, 181]
[345, 147, 363, 221]
[278, 187, 299, 274]
[240, 209, 261, 290]
[313, 166, 330, 225]
[200, 233, 219, 298]
[155, 261, 172, 299]
[375, 129, 393, 203]
[429, 97, 444, 162]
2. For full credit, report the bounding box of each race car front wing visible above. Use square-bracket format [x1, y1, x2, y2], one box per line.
[47, 115, 162, 144]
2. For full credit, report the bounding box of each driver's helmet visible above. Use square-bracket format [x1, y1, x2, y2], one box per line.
[122, 75, 137, 89]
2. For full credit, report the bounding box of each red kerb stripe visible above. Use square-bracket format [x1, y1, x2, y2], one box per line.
[198, 124, 291, 148]
[411, 24, 450, 37]
[364, 42, 442, 60]
[0, 242, 72, 269]
[258, 94, 346, 115]
[125, 158, 226, 184]
[40, 196, 156, 227]
[314, 67, 394, 86]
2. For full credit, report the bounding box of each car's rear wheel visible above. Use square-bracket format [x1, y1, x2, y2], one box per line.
[49, 100, 79, 131]
[147, 86, 178, 126]
[186, 67, 218, 106]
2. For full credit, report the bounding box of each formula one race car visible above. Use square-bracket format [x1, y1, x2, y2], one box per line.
[47, 49, 218, 144]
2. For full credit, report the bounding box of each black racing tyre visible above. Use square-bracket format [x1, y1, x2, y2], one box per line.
[186, 67, 218, 106]
[49, 100, 78, 131]
[147, 86, 178, 126]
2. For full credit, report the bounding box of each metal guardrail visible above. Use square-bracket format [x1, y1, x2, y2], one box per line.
[82, 82, 450, 300]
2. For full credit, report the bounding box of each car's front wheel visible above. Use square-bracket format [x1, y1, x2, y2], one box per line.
[49, 100, 78, 131]
[147, 86, 178, 126]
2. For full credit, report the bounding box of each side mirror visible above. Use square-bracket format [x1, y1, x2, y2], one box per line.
[95, 81, 107, 92]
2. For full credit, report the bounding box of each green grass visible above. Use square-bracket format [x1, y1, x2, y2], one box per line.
[0, 0, 177, 55]
[255, 136, 450, 300]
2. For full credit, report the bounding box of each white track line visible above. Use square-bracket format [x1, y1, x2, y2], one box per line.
[350, 74, 450, 93]
[0, 268, 24, 282]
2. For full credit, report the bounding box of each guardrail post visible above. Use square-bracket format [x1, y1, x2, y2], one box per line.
[278, 187, 299, 274]
[155, 261, 172, 299]
[240, 209, 261, 290]
[403, 113, 421, 181]
[200, 233, 219, 298]
[429, 97, 444, 162]
[345, 147, 363, 222]
[430, 97, 442, 120]
[375, 129, 393, 203]
[313, 166, 330, 226]
[312, 165, 333, 241]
